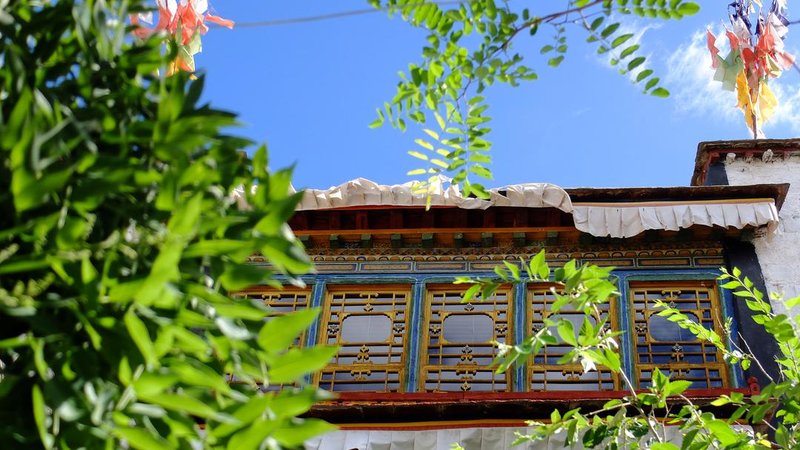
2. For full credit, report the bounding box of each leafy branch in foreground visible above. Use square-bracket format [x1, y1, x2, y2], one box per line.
[458, 252, 800, 448]
[0, 1, 334, 448]
[368, 0, 701, 197]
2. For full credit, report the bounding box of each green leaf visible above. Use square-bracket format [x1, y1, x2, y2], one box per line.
[124, 309, 157, 367]
[273, 419, 337, 447]
[548, 55, 565, 67]
[706, 419, 738, 446]
[408, 150, 429, 161]
[650, 87, 670, 97]
[138, 393, 229, 421]
[415, 138, 434, 151]
[666, 380, 692, 396]
[676, 2, 700, 15]
[434, 111, 446, 130]
[258, 308, 320, 353]
[463, 284, 482, 302]
[268, 346, 339, 384]
[620, 44, 640, 59]
[636, 69, 653, 81]
[32, 385, 52, 449]
[651, 444, 680, 450]
[710, 397, 730, 406]
[368, 116, 384, 129]
[601, 23, 620, 39]
[133, 372, 179, 398]
[557, 319, 577, 346]
[502, 261, 520, 281]
[603, 348, 622, 372]
[627, 57, 646, 71]
[612, 33, 634, 48]
[219, 264, 272, 292]
[113, 428, 171, 450]
[529, 250, 549, 280]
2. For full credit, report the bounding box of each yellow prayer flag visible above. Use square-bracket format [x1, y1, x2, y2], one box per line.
[760, 82, 778, 125]
[736, 71, 758, 135]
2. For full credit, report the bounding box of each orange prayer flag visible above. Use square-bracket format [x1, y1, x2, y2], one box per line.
[132, 0, 233, 75]
[707, 30, 720, 69]
[726, 30, 740, 49]
[206, 14, 234, 29]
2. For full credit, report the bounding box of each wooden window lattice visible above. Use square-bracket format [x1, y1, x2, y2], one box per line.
[234, 289, 312, 391]
[236, 281, 731, 394]
[421, 287, 513, 392]
[528, 287, 619, 391]
[316, 287, 410, 392]
[630, 282, 728, 389]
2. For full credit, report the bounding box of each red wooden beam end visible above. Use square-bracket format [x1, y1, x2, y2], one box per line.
[748, 376, 761, 395]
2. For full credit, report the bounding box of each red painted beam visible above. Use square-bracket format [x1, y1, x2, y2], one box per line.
[323, 388, 752, 404]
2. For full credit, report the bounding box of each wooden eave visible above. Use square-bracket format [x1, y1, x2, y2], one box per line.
[288, 184, 787, 247]
[567, 184, 788, 210]
[304, 389, 752, 424]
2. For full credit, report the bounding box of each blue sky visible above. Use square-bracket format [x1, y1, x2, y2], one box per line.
[198, 1, 800, 190]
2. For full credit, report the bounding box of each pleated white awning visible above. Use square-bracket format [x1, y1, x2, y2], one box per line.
[572, 199, 779, 238]
[295, 177, 573, 212]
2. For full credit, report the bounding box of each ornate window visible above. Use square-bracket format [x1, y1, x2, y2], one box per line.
[420, 286, 513, 392]
[258, 288, 313, 340]
[528, 286, 619, 391]
[316, 286, 411, 392]
[629, 282, 728, 388]
[234, 288, 312, 390]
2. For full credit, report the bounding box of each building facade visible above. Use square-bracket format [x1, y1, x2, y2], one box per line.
[247, 140, 793, 449]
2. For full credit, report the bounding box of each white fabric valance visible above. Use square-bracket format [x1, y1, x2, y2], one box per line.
[295, 178, 573, 212]
[572, 199, 779, 238]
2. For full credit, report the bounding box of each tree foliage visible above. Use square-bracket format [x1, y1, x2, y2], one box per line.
[0, 1, 333, 448]
[460, 254, 800, 449]
[368, 0, 701, 197]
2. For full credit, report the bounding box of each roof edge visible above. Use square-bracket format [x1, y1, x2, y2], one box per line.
[567, 184, 789, 211]
[692, 138, 800, 186]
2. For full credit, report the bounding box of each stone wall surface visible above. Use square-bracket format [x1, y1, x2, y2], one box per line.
[726, 158, 800, 314]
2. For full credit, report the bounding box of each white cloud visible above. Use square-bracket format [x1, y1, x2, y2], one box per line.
[664, 27, 800, 136]
[769, 80, 800, 133]
[665, 28, 737, 121]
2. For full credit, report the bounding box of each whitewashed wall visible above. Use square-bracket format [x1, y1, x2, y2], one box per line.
[726, 157, 800, 314]
[304, 426, 690, 450]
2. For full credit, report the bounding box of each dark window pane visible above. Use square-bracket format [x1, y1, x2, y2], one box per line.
[341, 314, 392, 343]
[648, 313, 699, 342]
[442, 314, 493, 343]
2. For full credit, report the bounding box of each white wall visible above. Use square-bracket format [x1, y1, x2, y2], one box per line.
[726, 157, 800, 314]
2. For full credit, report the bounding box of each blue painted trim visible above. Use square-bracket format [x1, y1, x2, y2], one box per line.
[303, 281, 326, 385]
[305, 281, 326, 348]
[292, 272, 508, 286]
[406, 281, 426, 392]
[719, 283, 745, 388]
[618, 270, 721, 281]
[514, 282, 528, 392]
[613, 274, 636, 389]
